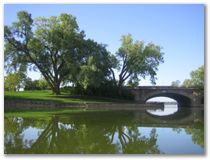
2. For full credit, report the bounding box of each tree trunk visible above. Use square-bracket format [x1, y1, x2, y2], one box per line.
[118, 81, 123, 96]
[52, 82, 61, 95]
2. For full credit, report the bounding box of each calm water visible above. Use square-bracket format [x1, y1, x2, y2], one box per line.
[4, 105, 204, 154]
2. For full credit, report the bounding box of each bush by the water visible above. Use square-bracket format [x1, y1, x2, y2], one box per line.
[61, 81, 134, 100]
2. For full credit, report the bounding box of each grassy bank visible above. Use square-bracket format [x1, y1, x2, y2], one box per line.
[5, 90, 132, 104]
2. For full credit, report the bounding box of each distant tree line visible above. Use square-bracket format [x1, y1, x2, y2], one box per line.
[4, 11, 164, 98]
[4, 73, 50, 91]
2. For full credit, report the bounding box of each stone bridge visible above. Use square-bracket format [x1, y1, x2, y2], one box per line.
[129, 86, 203, 106]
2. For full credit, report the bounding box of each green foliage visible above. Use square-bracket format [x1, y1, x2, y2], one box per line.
[127, 77, 139, 87]
[4, 73, 25, 91]
[182, 65, 204, 95]
[24, 78, 50, 90]
[4, 11, 117, 96]
[4, 11, 85, 95]
[76, 40, 113, 89]
[5, 12, 164, 98]
[182, 79, 191, 88]
[62, 81, 133, 100]
[4, 12, 33, 74]
[116, 34, 164, 88]
[85, 82, 133, 100]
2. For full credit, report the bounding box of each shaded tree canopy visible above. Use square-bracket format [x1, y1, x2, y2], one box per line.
[72, 40, 114, 90]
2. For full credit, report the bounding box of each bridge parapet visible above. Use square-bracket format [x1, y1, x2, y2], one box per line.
[133, 86, 197, 90]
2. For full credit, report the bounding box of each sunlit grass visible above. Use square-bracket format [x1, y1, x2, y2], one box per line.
[5, 90, 86, 103]
[4, 90, 131, 103]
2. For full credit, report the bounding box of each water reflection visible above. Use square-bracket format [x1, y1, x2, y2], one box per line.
[4, 108, 204, 154]
[147, 103, 178, 116]
[146, 97, 179, 116]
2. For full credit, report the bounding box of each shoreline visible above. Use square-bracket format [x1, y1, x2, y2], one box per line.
[4, 99, 164, 112]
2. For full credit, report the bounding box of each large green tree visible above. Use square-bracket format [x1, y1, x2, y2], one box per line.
[112, 34, 164, 90]
[5, 11, 116, 95]
[4, 11, 86, 95]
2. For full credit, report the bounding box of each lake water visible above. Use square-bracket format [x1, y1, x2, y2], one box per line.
[4, 105, 204, 154]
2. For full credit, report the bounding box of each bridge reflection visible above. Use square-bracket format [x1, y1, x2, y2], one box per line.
[145, 107, 203, 126]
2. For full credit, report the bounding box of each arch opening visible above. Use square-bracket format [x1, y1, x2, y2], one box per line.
[146, 96, 178, 116]
[145, 92, 192, 107]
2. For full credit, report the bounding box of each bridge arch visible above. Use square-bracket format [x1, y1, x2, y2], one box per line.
[144, 91, 192, 106]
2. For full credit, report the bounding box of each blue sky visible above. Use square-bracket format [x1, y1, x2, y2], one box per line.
[4, 4, 204, 86]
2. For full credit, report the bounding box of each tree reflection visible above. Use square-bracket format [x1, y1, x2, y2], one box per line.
[108, 125, 159, 153]
[185, 122, 204, 148]
[123, 127, 160, 154]
[171, 109, 204, 148]
[29, 116, 117, 153]
[172, 123, 204, 149]
[4, 117, 48, 154]
[5, 109, 204, 154]
[5, 114, 161, 154]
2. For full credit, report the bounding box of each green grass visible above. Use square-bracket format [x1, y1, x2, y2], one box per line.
[5, 90, 132, 104]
